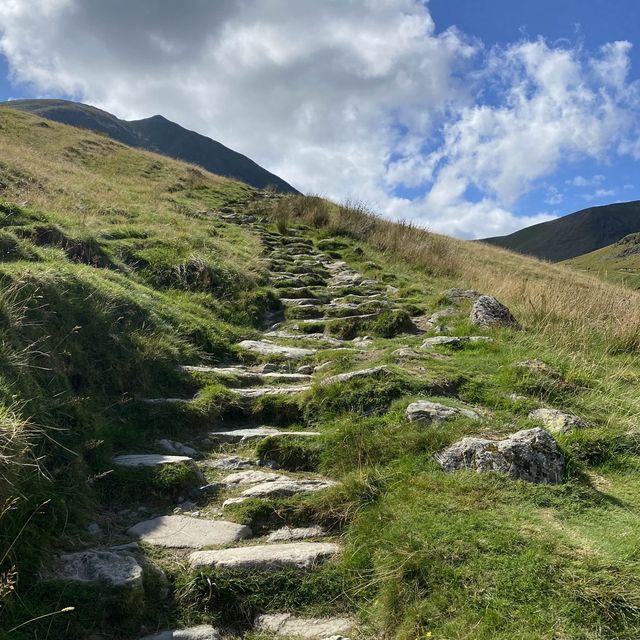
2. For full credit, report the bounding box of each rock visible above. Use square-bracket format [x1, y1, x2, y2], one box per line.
[237, 340, 316, 359]
[240, 479, 337, 499]
[224, 470, 287, 486]
[255, 613, 353, 638]
[257, 362, 279, 373]
[322, 366, 389, 385]
[267, 526, 327, 542]
[297, 365, 314, 375]
[529, 408, 588, 433]
[86, 522, 101, 536]
[391, 347, 419, 359]
[421, 336, 492, 349]
[113, 454, 195, 468]
[47, 550, 143, 590]
[406, 401, 480, 424]
[514, 359, 559, 376]
[197, 482, 223, 495]
[436, 427, 564, 484]
[222, 497, 248, 508]
[206, 428, 320, 445]
[188, 542, 340, 571]
[181, 365, 311, 384]
[139, 625, 221, 640]
[233, 385, 310, 399]
[442, 288, 482, 303]
[128, 515, 251, 548]
[156, 439, 200, 458]
[265, 332, 345, 346]
[470, 295, 518, 328]
[200, 455, 253, 470]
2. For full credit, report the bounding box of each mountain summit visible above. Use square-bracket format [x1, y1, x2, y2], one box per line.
[2, 98, 298, 193]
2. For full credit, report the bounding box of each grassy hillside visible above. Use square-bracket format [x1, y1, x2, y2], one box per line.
[3, 107, 640, 639]
[483, 200, 640, 261]
[2, 99, 299, 193]
[565, 232, 640, 289]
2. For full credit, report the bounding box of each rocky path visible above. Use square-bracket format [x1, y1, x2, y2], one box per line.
[43, 215, 579, 639]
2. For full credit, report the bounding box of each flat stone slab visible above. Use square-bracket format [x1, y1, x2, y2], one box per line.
[47, 550, 142, 589]
[421, 336, 492, 348]
[206, 428, 320, 444]
[179, 365, 311, 384]
[322, 365, 390, 385]
[156, 439, 199, 458]
[140, 625, 221, 640]
[436, 427, 564, 484]
[238, 340, 316, 359]
[189, 542, 340, 571]
[224, 470, 287, 486]
[529, 408, 588, 433]
[114, 454, 194, 468]
[267, 526, 327, 542]
[255, 613, 353, 638]
[200, 455, 253, 470]
[240, 479, 337, 499]
[406, 401, 480, 425]
[234, 385, 311, 399]
[127, 515, 251, 549]
[265, 331, 345, 346]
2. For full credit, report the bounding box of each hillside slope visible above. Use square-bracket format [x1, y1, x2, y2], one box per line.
[3, 107, 640, 639]
[1, 98, 298, 193]
[483, 200, 640, 261]
[565, 232, 640, 289]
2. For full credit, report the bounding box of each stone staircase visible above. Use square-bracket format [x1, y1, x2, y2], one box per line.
[42, 214, 576, 639]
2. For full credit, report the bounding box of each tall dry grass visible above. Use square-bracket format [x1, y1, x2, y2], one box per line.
[280, 195, 640, 353]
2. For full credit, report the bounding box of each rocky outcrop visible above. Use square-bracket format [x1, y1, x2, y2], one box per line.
[529, 408, 588, 433]
[436, 427, 564, 484]
[470, 296, 518, 328]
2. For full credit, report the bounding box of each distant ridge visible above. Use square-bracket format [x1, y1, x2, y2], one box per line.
[482, 201, 640, 262]
[1, 98, 298, 193]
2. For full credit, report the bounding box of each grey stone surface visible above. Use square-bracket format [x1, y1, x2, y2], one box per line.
[240, 479, 337, 499]
[442, 288, 482, 303]
[406, 401, 479, 424]
[233, 385, 311, 399]
[201, 455, 253, 470]
[179, 365, 311, 384]
[436, 427, 564, 484]
[139, 625, 221, 640]
[470, 295, 518, 328]
[322, 365, 390, 385]
[156, 439, 199, 458]
[206, 428, 320, 445]
[267, 526, 327, 542]
[224, 470, 287, 486]
[255, 613, 353, 638]
[391, 347, 419, 359]
[189, 542, 340, 571]
[529, 408, 588, 433]
[47, 550, 143, 589]
[237, 340, 316, 359]
[421, 336, 492, 349]
[127, 515, 251, 548]
[114, 454, 194, 468]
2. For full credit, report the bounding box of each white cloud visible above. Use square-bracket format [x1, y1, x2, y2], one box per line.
[582, 188, 616, 201]
[566, 174, 605, 187]
[0, 2, 638, 238]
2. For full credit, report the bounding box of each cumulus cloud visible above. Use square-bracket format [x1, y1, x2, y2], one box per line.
[0, 1, 638, 237]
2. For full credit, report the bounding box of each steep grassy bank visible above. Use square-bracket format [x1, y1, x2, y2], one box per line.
[2, 107, 640, 639]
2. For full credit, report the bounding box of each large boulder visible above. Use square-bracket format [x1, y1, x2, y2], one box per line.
[435, 427, 564, 484]
[470, 296, 518, 328]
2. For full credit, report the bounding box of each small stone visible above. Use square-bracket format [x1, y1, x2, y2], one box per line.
[188, 542, 340, 571]
[267, 526, 327, 542]
[201, 456, 253, 470]
[406, 401, 479, 425]
[255, 613, 353, 638]
[442, 288, 482, 303]
[529, 408, 588, 433]
[314, 361, 333, 373]
[297, 365, 314, 375]
[127, 515, 252, 548]
[391, 347, 419, 359]
[322, 366, 389, 385]
[156, 439, 199, 458]
[436, 427, 564, 484]
[257, 362, 279, 373]
[139, 625, 221, 640]
[46, 550, 143, 590]
[470, 295, 518, 328]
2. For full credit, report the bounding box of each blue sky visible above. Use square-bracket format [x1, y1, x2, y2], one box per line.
[1, 0, 639, 238]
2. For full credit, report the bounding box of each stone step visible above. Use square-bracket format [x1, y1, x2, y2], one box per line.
[223, 470, 287, 485]
[188, 542, 340, 571]
[114, 454, 195, 468]
[239, 478, 337, 499]
[264, 331, 345, 346]
[280, 298, 325, 306]
[233, 385, 311, 399]
[139, 625, 221, 640]
[255, 613, 353, 639]
[322, 365, 390, 385]
[267, 525, 327, 542]
[200, 455, 253, 470]
[127, 515, 252, 549]
[178, 365, 311, 384]
[420, 335, 492, 349]
[204, 427, 320, 445]
[237, 340, 316, 359]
